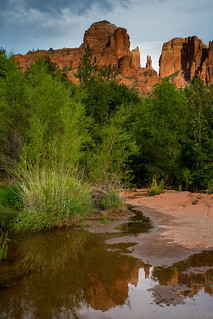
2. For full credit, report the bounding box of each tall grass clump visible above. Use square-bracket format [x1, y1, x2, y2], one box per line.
[12, 167, 93, 232]
[99, 189, 123, 210]
[92, 184, 124, 210]
[147, 176, 165, 196]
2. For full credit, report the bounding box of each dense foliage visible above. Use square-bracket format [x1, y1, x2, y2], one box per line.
[0, 47, 212, 232]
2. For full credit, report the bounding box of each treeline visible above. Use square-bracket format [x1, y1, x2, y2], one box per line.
[0, 48, 212, 232]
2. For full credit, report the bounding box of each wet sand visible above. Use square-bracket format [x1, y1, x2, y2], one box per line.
[121, 189, 213, 266]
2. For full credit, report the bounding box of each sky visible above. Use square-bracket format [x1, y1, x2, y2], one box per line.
[1, 0, 213, 72]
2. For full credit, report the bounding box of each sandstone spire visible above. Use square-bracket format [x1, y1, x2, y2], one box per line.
[146, 55, 152, 69]
[131, 47, 141, 68]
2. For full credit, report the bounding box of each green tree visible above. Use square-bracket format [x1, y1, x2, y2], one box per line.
[87, 106, 138, 186]
[75, 46, 139, 124]
[17, 56, 89, 171]
[183, 75, 213, 189]
[26, 55, 68, 82]
[76, 46, 117, 87]
[132, 79, 189, 185]
[0, 52, 29, 172]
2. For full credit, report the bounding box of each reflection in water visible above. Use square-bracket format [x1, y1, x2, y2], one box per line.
[0, 229, 213, 319]
[150, 250, 213, 304]
[0, 230, 142, 318]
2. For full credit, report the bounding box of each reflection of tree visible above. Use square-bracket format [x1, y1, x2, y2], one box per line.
[16, 229, 91, 275]
[0, 229, 142, 318]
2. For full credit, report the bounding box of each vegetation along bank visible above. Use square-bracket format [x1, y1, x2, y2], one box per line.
[0, 47, 212, 258]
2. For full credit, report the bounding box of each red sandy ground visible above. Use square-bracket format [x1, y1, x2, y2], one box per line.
[124, 189, 213, 250]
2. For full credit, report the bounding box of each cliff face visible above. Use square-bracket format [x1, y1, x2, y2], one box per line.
[14, 21, 213, 92]
[14, 21, 158, 93]
[159, 36, 213, 87]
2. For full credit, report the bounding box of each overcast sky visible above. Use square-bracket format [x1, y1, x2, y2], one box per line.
[1, 0, 213, 72]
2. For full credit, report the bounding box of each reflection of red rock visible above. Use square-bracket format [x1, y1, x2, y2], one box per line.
[130, 261, 142, 286]
[159, 36, 213, 87]
[88, 280, 128, 311]
[166, 268, 213, 298]
[204, 271, 213, 296]
[189, 283, 204, 297]
[86, 261, 142, 311]
[169, 270, 179, 285]
[144, 265, 151, 279]
[14, 21, 158, 93]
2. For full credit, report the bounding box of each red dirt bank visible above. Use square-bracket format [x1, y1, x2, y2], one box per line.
[125, 189, 213, 249]
[87, 190, 213, 266]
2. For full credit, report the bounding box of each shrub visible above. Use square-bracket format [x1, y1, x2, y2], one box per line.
[11, 167, 93, 232]
[0, 230, 9, 261]
[147, 176, 165, 196]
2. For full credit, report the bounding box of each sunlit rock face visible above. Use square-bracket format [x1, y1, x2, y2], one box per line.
[14, 20, 158, 93]
[159, 36, 213, 87]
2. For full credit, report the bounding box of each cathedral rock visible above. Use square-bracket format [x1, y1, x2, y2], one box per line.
[14, 21, 158, 93]
[14, 21, 213, 92]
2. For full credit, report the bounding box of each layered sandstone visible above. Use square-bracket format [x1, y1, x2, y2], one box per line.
[159, 36, 213, 87]
[14, 21, 158, 93]
[14, 21, 213, 91]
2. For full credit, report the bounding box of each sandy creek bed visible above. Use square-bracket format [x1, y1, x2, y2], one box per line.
[87, 190, 213, 266]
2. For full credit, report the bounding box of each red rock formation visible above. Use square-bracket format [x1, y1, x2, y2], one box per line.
[14, 21, 158, 93]
[159, 36, 213, 87]
[15, 21, 213, 91]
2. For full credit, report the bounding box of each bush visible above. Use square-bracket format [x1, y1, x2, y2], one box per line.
[11, 167, 93, 232]
[147, 176, 165, 196]
[93, 186, 123, 210]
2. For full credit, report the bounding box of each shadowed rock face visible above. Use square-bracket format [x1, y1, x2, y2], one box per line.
[14, 21, 213, 92]
[159, 36, 213, 87]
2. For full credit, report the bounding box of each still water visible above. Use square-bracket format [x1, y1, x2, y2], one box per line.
[0, 212, 213, 319]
